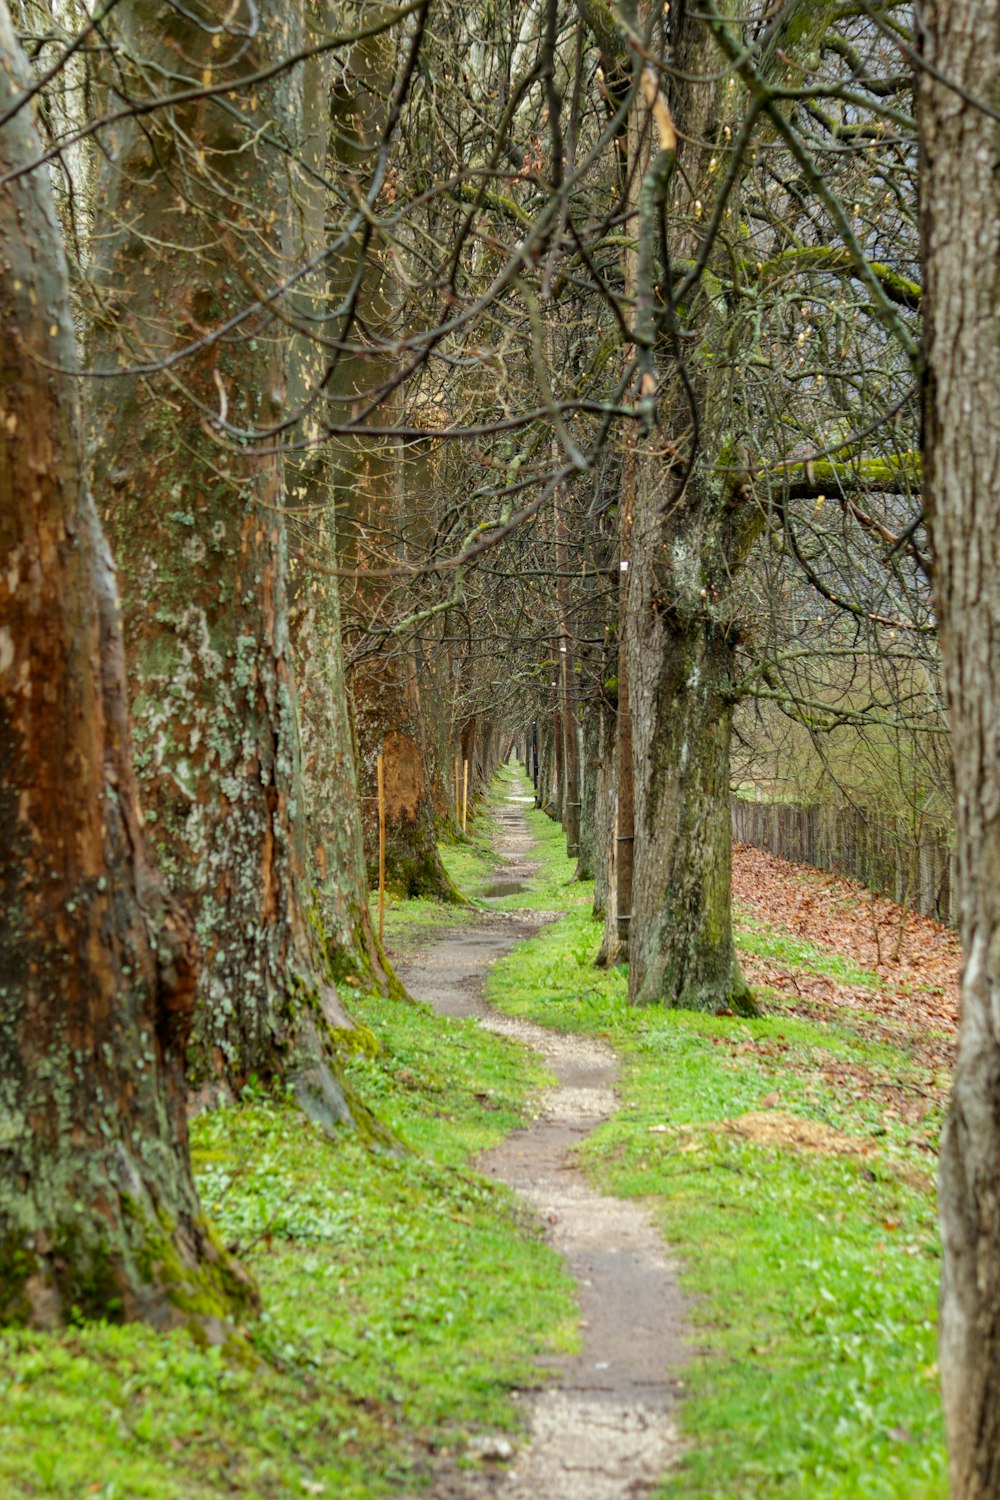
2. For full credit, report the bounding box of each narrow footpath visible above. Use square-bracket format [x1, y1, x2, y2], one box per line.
[392, 789, 687, 1500]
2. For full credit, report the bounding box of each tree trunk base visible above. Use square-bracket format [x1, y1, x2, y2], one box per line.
[0, 1183, 258, 1338]
[631, 957, 759, 1018]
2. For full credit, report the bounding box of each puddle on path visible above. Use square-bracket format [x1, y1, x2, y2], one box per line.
[392, 790, 687, 1500]
[481, 879, 527, 899]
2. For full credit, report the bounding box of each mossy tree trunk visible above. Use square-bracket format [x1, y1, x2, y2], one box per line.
[294, 527, 395, 977]
[589, 692, 616, 911]
[617, 11, 743, 1004]
[598, 463, 635, 967]
[352, 658, 461, 900]
[626, 522, 754, 1011]
[554, 496, 582, 858]
[919, 1, 1000, 1492]
[287, 10, 393, 991]
[596, 55, 642, 970]
[550, 650, 565, 821]
[0, 4, 253, 1329]
[341, 447, 459, 902]
[536, 714, 557, 815]
[420, 630, 460, 828]
[610, 2, 753, 1009]
[86, 0, 374, 1115]
[587, 0, 845, 1012]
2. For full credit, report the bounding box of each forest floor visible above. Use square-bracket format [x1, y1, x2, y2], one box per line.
[0, 768, 955, 1498]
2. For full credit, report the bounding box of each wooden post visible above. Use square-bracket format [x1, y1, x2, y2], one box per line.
[377, 752, 386, 944]
[462, 759, 469, 833]
[454, 755, 461, 825]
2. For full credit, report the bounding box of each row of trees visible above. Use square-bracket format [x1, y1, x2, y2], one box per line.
[1, 0, 998, 1491]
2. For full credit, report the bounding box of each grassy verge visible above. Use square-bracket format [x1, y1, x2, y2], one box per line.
[478, 767, 947, 1500]
[0, 891, 575, 1497]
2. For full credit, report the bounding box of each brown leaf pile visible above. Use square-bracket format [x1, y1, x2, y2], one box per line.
[718, 1110, 878, 1157]
[732, 843, 960, 1085]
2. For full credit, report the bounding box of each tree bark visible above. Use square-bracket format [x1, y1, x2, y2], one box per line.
[287, 11, 393, 992]
[590, 694, 616, 913]
[554, 494, 582, 857]
[293, 515, 393, 981]
[352, 654, 461, 899]
[0, 4, 253, 1329]
[86, 0, 379, 1121]
[626, 544, 753, 1010]
[550, 646, 565, 821]
[618, 4, 758, 1009]
[919, 2, 1000, 1492]
[575, 701, 598, 881]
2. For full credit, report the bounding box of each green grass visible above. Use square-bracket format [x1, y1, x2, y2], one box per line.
[438, 817, 506, 897]
[368, 891, 461, 951]
[477, 772, 947, 1500]
[0, 963, 575, 1498]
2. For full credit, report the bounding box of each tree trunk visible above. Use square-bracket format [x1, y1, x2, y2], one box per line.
[575, 701, 598, 881]
[329, 34, 459, 904]
[550, 650, 565, 821]
[617, 4, 762, 1010]
[293, 521, 392, 983]
[626, 558, 753, 1011]
[613, 532, 635, 961]
[590, 694, 616, 914]
[539, 713, 558, 816]
[597, 460, 634, 967]
[287, 15, 393, 992]
[597, 43, 645, 969]
[919, 3, 1000, 1491]
[555, 496, 582, 858]
[0, 5, 253, 1329]
[352, 656, 461, 900]
[86, 0, 377, 1120]
[420, 629, 459, 826]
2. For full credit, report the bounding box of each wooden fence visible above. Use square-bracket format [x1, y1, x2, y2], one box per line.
[731, 797, 958, 927]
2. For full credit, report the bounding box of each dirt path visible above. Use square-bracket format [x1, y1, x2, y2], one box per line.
[392, 791, 687, 1500]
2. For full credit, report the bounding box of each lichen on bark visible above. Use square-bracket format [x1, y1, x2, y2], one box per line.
[84, 0, 382, 1106]
[0, 3, 255, 1331]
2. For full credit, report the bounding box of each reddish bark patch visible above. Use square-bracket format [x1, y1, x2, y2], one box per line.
[383, 733, 426, 822]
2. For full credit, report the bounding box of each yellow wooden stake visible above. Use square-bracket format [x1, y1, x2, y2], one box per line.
[454, 755, 461, 825]
[462, 759, 469, 833]
[377, 752, 386, 944]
